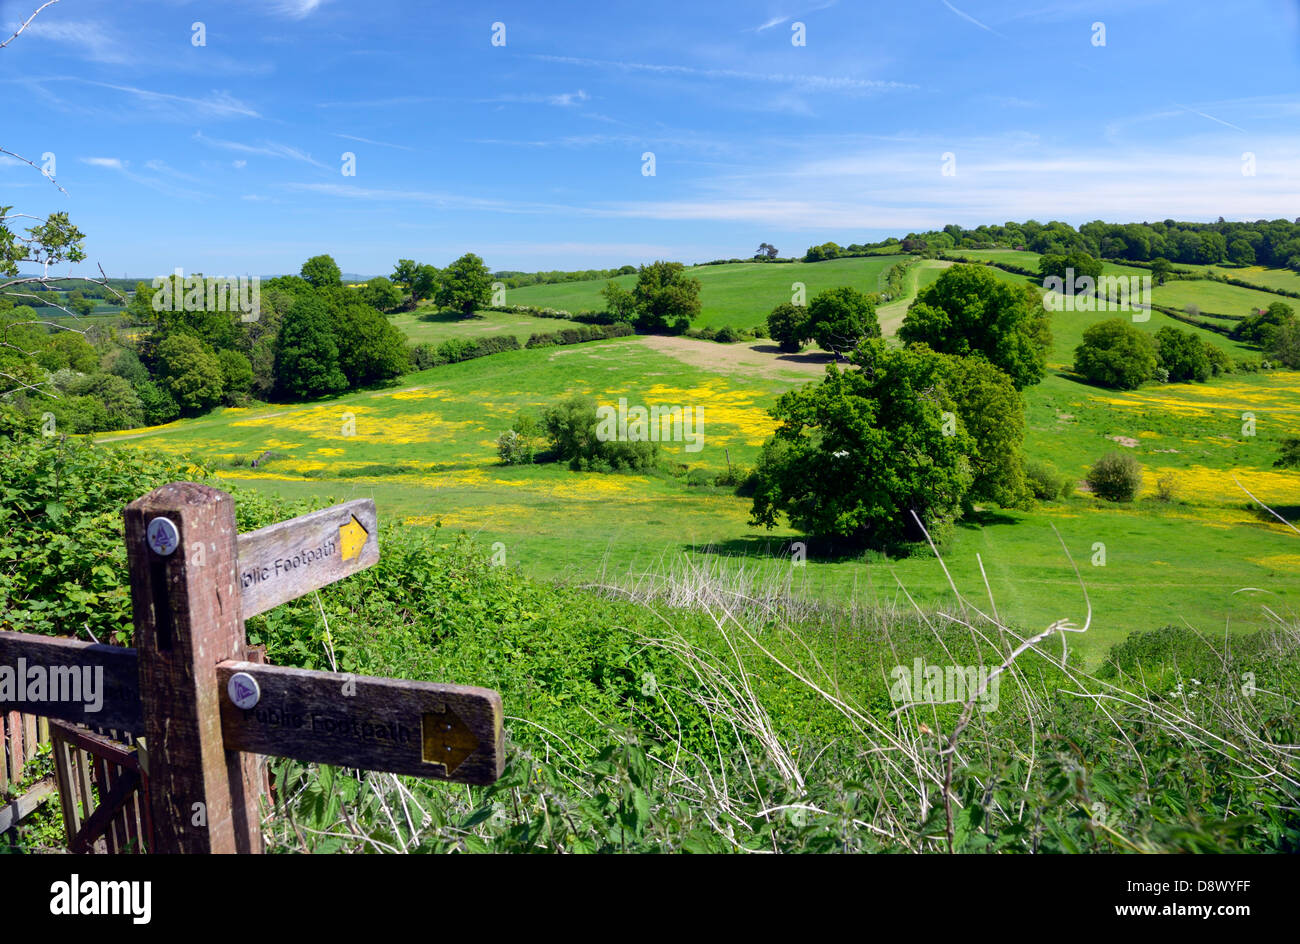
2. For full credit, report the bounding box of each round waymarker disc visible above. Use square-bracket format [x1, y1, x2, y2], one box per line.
[228, 672, 261, 710]
[146, 517, 180, 556]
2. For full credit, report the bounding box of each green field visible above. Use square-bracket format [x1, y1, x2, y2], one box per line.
[506, 256, 908, 331]
[1152, 278, 1290, 316]
[945, 248, 1043, 269]
[390, 306, 587, 346]
[95, 304, 1300, 665]
[1158, 263, 1300, 296]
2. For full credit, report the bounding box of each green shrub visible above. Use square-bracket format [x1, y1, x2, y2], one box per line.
[1232, 301, 1294, 346]
[1204, 343, 1233, 376]
[496, 411, 543, 465]
[542, 394, 660, 472]
[1155, 326, 1211, 382]
[525, 322, 633, 349]
[1086, 451, 1143, 502]
[713, 464, 749, 487]
[495, 430, 534, 465]
[1275, 437, 1300, 469]
[436, 338, 481, 363]
[685, 467, 712, 487]
[766, 302, 809, 352]
[409, 342, 444, 370]
[1025, 460, 1064, 501]
[1073, 318, 1158, 389]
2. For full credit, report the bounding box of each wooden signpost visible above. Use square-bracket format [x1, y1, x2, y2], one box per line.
[236, 498, 380, 619]
[0, 483, 505, 854]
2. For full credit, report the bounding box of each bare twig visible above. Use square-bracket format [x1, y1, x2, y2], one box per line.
[0, 1, 61, 50]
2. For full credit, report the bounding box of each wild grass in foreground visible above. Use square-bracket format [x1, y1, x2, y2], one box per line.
[261, 535, 1300, 854]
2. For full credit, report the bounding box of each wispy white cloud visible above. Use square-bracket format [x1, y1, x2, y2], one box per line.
[940, 1, 1008, 39]
[16, 19, 271, 75]
[751, 0, 838, 32]
[316, 95, 436, 109]
[985, 95, 1039, 109]
[548, 90, 590, 107]
[1174, 103, 1247, 134]
[268, 0, 329, 19]
[193, 132, 329, 169]
[1101, 97, 1280, 140]
[482, 90, 591, 107]
[333, 133, 415, 152]
[20, 19, 133, 65]
[467, 129, 742, 158]
[73, 81, 260, 119]
[144, 159, 203, 182]
[283, 181, 554, 213]
[533, 55, 916, 92]
[77, 156, 206, 198]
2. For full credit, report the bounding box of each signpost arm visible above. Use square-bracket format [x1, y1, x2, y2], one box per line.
[124, 483, 264, 854]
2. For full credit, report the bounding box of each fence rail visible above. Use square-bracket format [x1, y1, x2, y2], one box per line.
[0, 710, 52, 835]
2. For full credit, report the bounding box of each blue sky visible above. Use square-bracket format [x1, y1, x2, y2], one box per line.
[3, 0, 1299, 278]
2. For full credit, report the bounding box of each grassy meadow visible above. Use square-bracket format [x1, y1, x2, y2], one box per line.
[507, 256, 906, 331]
[91, 251, 1300, 666]
[1166, 263, 1300, 295]
[390, 306, 588, 346]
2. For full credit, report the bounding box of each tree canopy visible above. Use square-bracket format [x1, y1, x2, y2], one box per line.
[807, 286, 879, 355]
[273, 295, 349, 399]
[1233, 302, 1295, 347]
[434, 253, 492, 317]
[300, 254, 342, 288]
[629, 261, 701, 333]
[766, 302, 810, 353]
[1154, 326, 1211, 383]
[749, 339, 978, 549]
[1073, 318, 1158, 389]
[898, 264, 1051, 389]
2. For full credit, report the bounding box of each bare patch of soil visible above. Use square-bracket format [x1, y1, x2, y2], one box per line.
[636, 335, 837, 378]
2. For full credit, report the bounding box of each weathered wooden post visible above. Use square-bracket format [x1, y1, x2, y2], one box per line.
[123, 483, 263, 854]
[2, 484, 503, 854]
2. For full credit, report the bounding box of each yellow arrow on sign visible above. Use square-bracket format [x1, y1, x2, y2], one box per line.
[339, 515, 368, 562]
[422, 706, 479, 774]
